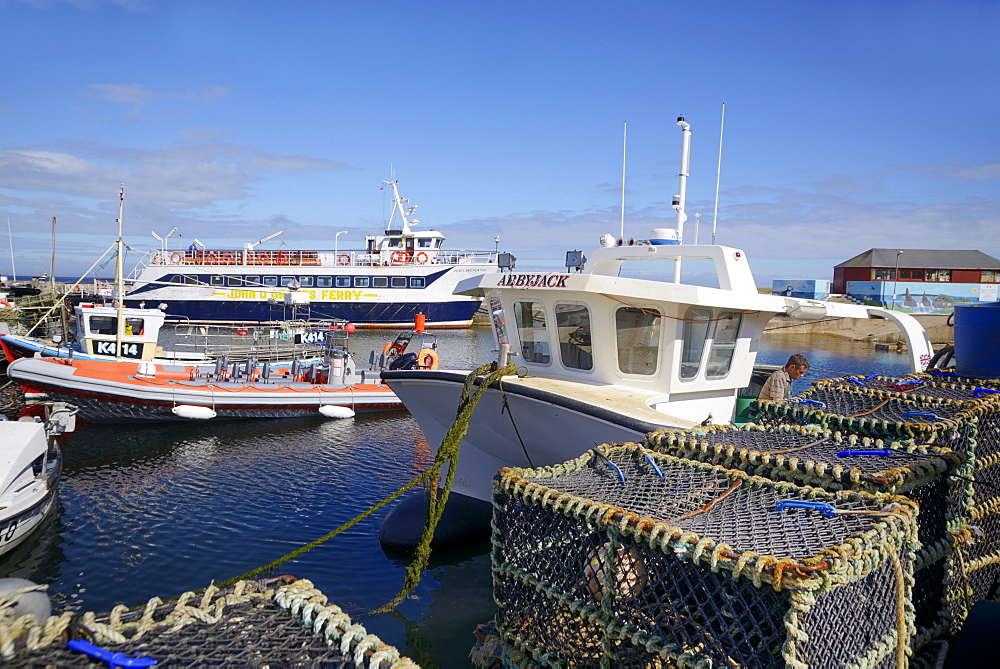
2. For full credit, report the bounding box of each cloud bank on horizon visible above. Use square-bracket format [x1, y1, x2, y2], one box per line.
[0, 0, 997, 285]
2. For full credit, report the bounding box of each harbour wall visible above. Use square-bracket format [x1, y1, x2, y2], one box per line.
[763, 314, 952, 346]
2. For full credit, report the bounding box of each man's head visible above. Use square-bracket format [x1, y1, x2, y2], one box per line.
[784, 353, 809, 380]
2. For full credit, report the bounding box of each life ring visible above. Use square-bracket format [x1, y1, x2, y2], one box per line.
[170, 252, 182, 264]
[415, 252, 429, 264]
[382, 340, 407, 357]
[338, 254, 350, 266]
[222, 253, 234, 265]
[0, 301, 11, 308]
[277, 252, 288, 265]
[236, 327, 249, 336]
[417, 347, 439, 370]
[391, 251, 409, 264]
[207, 253, 218, 264]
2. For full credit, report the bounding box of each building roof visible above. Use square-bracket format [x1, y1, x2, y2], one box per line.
[835, 248, 1000, 270]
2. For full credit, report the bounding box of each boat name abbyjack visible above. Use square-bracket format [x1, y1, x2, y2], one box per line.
[496, 273, 569, 288]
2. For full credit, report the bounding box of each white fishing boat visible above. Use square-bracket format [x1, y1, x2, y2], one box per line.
[0, 404, 75, 558]
[379, 117, 934, 546]
[123, 181, 501, 328]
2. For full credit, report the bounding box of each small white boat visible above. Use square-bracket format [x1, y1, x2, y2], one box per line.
[0, 404, 74, 558]
[379, 117, 935, 546]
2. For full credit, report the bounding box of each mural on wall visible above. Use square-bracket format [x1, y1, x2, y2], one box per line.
[771, 279, 830, 300]
[846, 281, 1000, 313]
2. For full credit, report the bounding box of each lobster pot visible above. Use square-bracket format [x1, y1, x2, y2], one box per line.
[809, 374, 1000, 405]
[645, 423, 968, 644]
[492, 444, 918, 668]
[752, 383, 1000, 629]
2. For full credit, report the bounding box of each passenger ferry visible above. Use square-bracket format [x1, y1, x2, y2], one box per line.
[123, 182, 501, 328]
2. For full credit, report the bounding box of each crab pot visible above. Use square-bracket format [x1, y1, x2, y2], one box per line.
[749, 380, 1000, 631]
[645, 423, 968, 643]
[491, 444, 918, 668]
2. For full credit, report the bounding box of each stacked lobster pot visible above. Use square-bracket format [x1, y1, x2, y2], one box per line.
[491, 443, 919, 668]
[646, 423, 968, 651]
[749, 377, 1000, 637]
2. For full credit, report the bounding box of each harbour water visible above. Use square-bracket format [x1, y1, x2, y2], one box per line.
[0, 328, 915, 667]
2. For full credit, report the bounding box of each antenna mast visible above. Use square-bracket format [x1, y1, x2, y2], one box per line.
[712, 103, 725, 244]
[672, 116, 691, 283]
[620, 121, 627, 241]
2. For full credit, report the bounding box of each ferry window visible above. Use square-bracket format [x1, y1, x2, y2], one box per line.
[706, 311, 743, 378]
[680, 307, 712, 379]
[244, 276, 260, 287]
[90, 316, 117, 335]
[170, 274, 184, 284]
[262, 276, 278, 287]
[514, 300, 550, 364]
[616, 306, 661, 376]
[391, 277, 407, 288]
[280, 276, 297, 287]
[227, 276, 243, 286]
[410, 277, 425, 288]
[354, 277, 370, 288]
[124, 318, 145, 336]
[298, 276, 314, 287]
[373, 277, 389, 288]
[336, 276, 352, 288]
[317, 276, 333, 288]
[555, 303, 592, 371]
[210, 275, 225, 287]
[183, 275, 200, 285]
[490, 298, 508, 347]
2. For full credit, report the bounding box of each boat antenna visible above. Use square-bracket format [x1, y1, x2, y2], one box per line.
[672, 116, 691, 283]
[712, 102, 725, 244]
[6, 217, 15, 281]
[620, 121, 627, 241]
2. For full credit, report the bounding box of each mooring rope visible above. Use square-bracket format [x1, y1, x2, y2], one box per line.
[202, 361, 514, 616]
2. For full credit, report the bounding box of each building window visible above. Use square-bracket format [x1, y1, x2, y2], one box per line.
[926, 270, 951, 282]
[981, 271, 998, 283]
[555, 303, 592, 371]
[514, 300, 550, 364]
[616, 306, 661, 376]
[873, 269, 897, 281]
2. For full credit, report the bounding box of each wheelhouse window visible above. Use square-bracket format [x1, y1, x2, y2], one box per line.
[391, 277, 407, 288]
[680, 307, 712, 379]
[335, 276, 351, 288]
[555, 303, 592, 371]
[410, 277, 426, 288]
[89, 315, 117, 335]
[317, 276, 333, 288]
[705, 311, 742, 378]
[615, 306, 661, 376]
[417, 238, 434, 249]
[354, 277, 370, 288]
[124, 317, 145, 336]
[514, 300, 550, 364]
[490, 298, 508, 347]
[373, 277, 389, 288]
[210, 275, 225, 287]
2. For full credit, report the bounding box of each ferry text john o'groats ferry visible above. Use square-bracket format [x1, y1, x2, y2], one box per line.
[123, 182, 501, 328]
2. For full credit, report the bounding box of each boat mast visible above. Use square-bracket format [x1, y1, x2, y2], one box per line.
[712, 103, 725, 244]
[114, 185, 126, 357]
[672, 116, 691, 282]
[620, 121, 627, 241]
[6, 217, 15, 281]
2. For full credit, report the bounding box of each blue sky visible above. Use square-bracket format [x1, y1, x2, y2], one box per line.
[1, 0, 997, 286]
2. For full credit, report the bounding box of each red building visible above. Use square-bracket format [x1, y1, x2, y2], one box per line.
[833, 248, 1000, 309]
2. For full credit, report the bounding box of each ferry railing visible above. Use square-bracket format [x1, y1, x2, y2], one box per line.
[145, 249, 498, 267]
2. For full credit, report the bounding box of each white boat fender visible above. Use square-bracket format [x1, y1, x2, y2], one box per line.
[319, 405, 355, 419]
[171, 405, 217, 420]
[0, 578, 51, 621]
